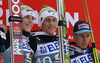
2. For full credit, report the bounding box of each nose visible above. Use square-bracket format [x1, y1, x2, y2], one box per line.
[28, 18, 33, 23]
[49, 21, 54, 26]
[83, 36, 88, 42]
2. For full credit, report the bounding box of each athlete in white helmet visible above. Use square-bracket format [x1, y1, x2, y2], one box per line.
[0, 5, 37, 63]
[29, 5, 62, 63]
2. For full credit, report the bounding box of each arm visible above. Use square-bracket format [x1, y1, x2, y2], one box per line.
[0, 25, 10, 52]
[29, 36, 37, 54]
[25, 36, 37, 62]
[0, 25, 7, 60]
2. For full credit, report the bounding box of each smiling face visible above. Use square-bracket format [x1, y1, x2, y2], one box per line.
[22, 15, 34, 32]
[73, 32, 90, 49]
[42, 16, 58, 35]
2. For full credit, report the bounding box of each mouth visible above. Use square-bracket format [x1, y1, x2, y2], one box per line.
[82, 43, 88, 46]
[48, 26, 56, 30]
[26, 24, 32, 27]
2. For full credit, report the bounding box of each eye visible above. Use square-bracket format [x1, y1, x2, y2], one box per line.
[52, 18, 57, 22]
[80, 34, 84, 38]
[87, 34, 90, 37]
[32, 17, 34, 20]
[25, 15, 29, 19]
[53, 19, 57, 22]
[46, 18, 51, 22]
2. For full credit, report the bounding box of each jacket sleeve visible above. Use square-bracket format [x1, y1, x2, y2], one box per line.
[29, 36, 37, 54]
[0, 27, 10, 52]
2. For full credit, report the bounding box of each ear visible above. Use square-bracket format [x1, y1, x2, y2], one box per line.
[73, 33, 76, 40]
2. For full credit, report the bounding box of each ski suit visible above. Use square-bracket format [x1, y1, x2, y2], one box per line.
[69, 42, 94, 63]
[29, 31, 61, 63]
[0, 27, 37, 63]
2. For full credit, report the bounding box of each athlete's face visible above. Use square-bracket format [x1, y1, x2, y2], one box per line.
[73, 32, 90, 49]
[42, 16, 58, 35]
[22, 15, 34, 32]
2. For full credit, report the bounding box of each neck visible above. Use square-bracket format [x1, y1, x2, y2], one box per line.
[22, 30, 30, 37]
